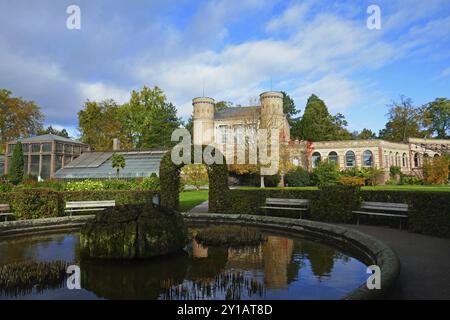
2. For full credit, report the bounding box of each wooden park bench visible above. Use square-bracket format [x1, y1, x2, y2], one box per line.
[353, 201, 409, 229]
[261, 198, 310, 219]
[0, 204, 13, 222]
[65, 200, 116, 217]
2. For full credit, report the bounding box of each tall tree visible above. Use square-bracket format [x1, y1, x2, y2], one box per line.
[8, 142, 24, 184]
[78, 99, 131, 151]
[298, 94, 349, 141]
[122, 86, 181, 148]
[282, 91, 301, 138]
[353, 128, 377, 140]
[379, 96, 424, 142]
[0, 89, 44, 145]
[38, 125, 70, 138]
[421, 98, 450, 138]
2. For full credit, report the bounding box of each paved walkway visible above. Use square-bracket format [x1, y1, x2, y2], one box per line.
[343, 224, 450, 300]
[189, 201, 209, 213]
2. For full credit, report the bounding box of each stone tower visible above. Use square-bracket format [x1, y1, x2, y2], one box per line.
[192, 97, 215, 145]
[259, 91, 288, 142]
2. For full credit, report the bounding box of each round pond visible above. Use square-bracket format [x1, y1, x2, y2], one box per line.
[0, 226, 369, 300]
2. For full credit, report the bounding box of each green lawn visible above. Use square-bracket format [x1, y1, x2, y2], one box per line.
[179, 190, 209, 212]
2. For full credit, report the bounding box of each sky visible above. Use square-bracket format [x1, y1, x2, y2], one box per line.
[0, 0, 449, 138]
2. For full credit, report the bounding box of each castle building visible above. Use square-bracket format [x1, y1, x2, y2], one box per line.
[192, 91, 448, 182]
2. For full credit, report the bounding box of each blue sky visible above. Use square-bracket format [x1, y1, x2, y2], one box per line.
[0, 0, 449, 137]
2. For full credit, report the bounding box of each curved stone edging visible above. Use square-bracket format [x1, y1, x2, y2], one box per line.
[182, 212, 401, 300]
[0, 215, 95, 238]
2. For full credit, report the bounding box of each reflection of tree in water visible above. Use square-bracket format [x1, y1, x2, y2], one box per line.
[299, 241, 337, 279]
[80, 252, 190, 300]
[161, 271, 265, 300]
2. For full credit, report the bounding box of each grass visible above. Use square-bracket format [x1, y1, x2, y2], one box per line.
[179, 189, 209, 212]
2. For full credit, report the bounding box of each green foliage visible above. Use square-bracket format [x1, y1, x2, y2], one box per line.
[282, 92, 301, 138]
[122, 86, 181, 148]
[422, 156, 449, 185]
[78, 99, 132, 151]
[312, 161, 340, 187]
[140, 175, 161, 190]
[353, 128, 377, 139]
[390, 166, 402, 177]
[421, 97, 450, 138]
[181, 164, 208, 190]
[400, 175, 423, 185]
[310, 185, 360, 223]
[284, 167, 312, 187]
[102, 179, 138, 190]
[220, 188, 450, 238]
[298, 94, 351, 141]
[379, 96, 425, 142]
[8, 142, 24, 185]
[264, 174, 281, 187]
[62, 190, 158, 206]
[111, 153, 126, 177]
[37, 126, 70, 138]
[0, 89, 44, 145]
[159, 145, 229, 212]
[0, 180, 13, 192]
[12, 189, 63, 220]
[65, 180, 104, 191]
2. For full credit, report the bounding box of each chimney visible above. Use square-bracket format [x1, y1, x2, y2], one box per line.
[113, 138, 121, 151]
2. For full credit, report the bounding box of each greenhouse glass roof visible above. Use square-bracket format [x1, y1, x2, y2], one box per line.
[54, 150, 167, 179]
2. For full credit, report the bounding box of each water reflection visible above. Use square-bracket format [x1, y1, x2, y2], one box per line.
[0, 228, 367, 300]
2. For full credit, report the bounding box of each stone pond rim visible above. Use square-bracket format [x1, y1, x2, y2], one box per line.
[80, 204, 188, 259]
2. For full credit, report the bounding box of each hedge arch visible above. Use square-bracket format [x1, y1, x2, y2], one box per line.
[159, 145, 229, 212]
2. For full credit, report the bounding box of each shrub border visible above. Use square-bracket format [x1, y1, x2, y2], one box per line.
[182, 212, 400, 300]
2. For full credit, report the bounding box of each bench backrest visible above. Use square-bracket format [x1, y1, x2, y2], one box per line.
[65, 200, 116, 209]
[0, 204, 10, 212]
[266, 198, 309, 206]
[361, 201, 408, 212]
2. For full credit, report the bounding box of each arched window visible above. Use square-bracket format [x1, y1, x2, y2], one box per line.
[402, 153, 407, 167]
[328, 151, 338, 165]
[363, 150, 373, 167]
[389, 152, 393, 166]
[414, 153, 420, 167]
[345, 151, 356, 167]
[395, 152, 399, 166]
[434, 154, 440, 158]
[292, 157, 300, 166]
[384, 152, 388, 168]
[312, 152, 321, 168]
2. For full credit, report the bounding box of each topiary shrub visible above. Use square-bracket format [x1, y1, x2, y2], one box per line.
[8, 142, 24, 185]
[80, 204, 188, 259]
[159, 145, 229, 212]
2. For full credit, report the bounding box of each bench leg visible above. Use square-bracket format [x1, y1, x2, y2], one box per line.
[357, 215, 360, 225]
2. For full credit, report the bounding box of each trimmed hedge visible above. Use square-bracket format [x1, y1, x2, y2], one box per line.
[0, 189, 159, 220]
[219, 187, 450, 238]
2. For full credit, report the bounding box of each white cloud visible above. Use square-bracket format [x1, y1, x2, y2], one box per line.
[266, 2, 311, 33]
[78, 82, 131, 104]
